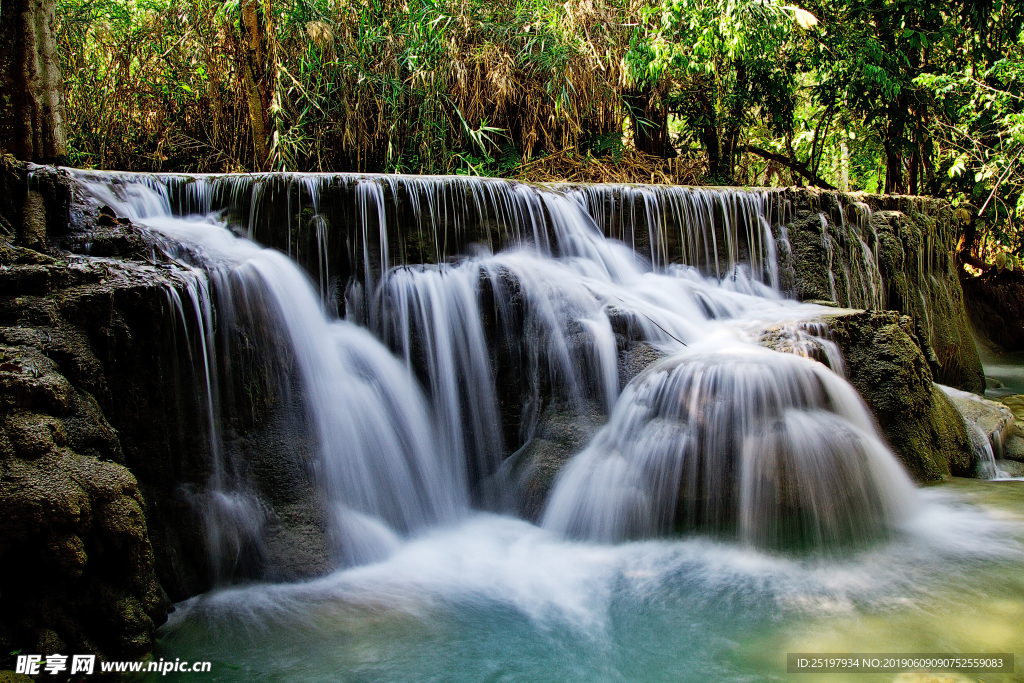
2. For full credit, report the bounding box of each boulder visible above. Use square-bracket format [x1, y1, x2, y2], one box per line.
[1005, 436, 1024, 463]
[937, 386, 1014, 456]
[0, 164, 189, 665]
[996, 394, 1024, 430]
[810, 310, 974, 480]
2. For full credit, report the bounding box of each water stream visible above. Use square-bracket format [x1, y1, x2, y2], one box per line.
[65, 171, 1024, 682]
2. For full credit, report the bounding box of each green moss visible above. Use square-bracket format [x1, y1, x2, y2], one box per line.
[823, 311, 973, 481]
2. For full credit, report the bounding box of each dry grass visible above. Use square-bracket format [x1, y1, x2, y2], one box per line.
[56, 0, 662, 176]
[516, 147, 705, 184]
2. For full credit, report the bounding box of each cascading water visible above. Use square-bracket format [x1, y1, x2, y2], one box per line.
[68, 169, 919, 560]
[75, 175, 467, 569]
[542, 344, 916, 549]
[58, 169, 1024, 683]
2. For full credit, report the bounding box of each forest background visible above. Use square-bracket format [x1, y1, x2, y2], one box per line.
[29, 0, 1024, 265]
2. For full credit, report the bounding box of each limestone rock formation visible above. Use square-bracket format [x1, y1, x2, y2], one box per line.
[0, 161, 188, 667]
[0, 256, 179, 665]
[774, 189, 984, 393]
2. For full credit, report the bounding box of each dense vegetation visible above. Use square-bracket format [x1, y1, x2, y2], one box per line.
[43, 0, 1024, 262]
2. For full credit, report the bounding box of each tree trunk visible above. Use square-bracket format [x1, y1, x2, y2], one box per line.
[625, 87, 674, 159]
[908, 149, 919, 196]
[718, 60, 747, 184]
[238, 0, 269, 169]
[884, 142, 906, 195]
[692, 89, 725, 182]
[839, 137, 850, 191]
[0, 0, 66, 163]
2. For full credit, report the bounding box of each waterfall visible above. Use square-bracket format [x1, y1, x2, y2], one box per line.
[541, 344, 916, 549]
[67, 169, 920, 566]
[73, 175, 467, 569]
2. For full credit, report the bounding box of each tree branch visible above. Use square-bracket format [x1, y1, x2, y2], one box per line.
[744, 145, 837, 189]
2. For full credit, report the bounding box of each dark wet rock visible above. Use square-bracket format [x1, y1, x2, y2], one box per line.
[816, 310, 974, 480]
[505, 339, 666, 521]
[58, 205, 151, 261]
[0, 259, 180, 665]
[262, 496, 332, 581]
[60, 222, 151, 260]
[962, 271, 1024, 352]
[503, 398, 606, 522]
[0, 157, 71, 250]
[0, 427, 171, 664]
[0, 163, 190, 665]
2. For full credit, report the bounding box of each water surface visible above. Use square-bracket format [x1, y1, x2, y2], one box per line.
[150, 480, 1024, 683]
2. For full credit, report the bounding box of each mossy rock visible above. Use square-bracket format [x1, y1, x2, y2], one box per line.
[822, 310, 974, 480]
[775, 190, 984, 394]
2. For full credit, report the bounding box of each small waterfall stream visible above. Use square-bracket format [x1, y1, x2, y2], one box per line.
[542, 345, 916, 548]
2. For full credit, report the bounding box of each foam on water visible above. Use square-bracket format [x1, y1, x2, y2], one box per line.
[152, 491, 1022, 683]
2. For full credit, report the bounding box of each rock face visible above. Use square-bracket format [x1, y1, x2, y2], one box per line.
[774, 190, 984, 394]
[814, 311, 974, 481]
[962, 271, 1024, 351]
[0, 159, 207, 667]
[0, 244, 179, 659]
